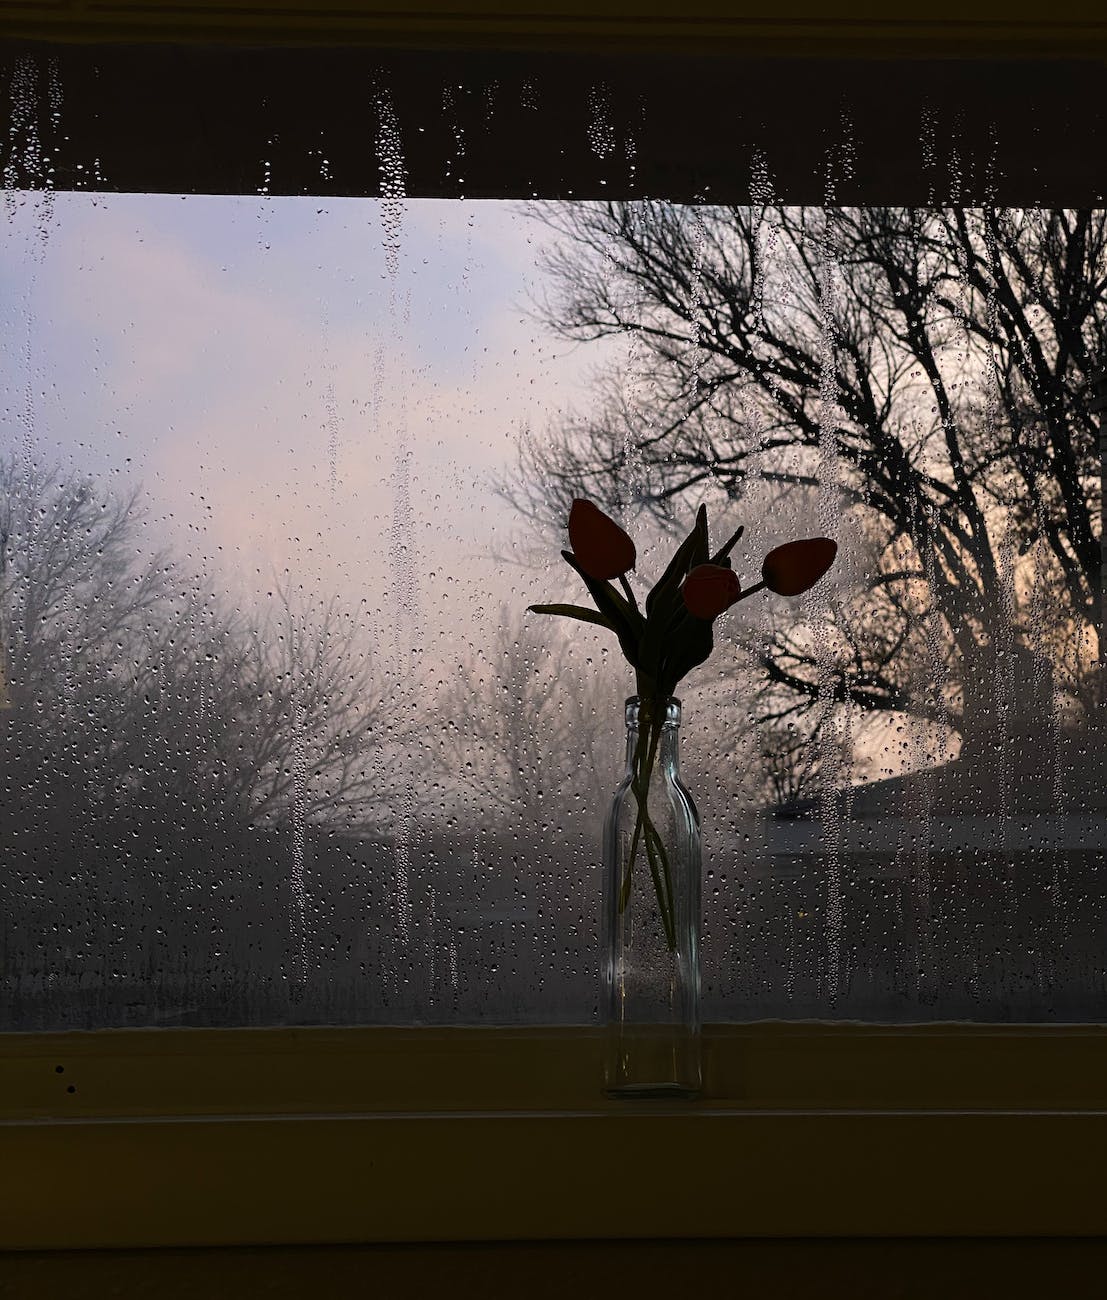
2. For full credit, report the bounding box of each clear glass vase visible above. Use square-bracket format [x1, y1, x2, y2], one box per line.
[602, 695, 702, 1098]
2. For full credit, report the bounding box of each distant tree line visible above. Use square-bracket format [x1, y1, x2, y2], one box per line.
[0, 457, 398, 840]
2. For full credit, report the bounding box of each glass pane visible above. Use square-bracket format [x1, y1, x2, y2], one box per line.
[0, 190, 623, 1026]
[2, 51, 1105, 1028]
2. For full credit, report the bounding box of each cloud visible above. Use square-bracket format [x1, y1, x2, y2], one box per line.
[3, 192, 612, 672]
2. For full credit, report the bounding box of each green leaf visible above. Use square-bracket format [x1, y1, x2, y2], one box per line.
[645, 512, 704, 620]
[528, 603, 614, 631]
[710, 522, 745, 566]
[640, 505, 711, 681]
[690, 503, 709, 568]
[561, 550, 646, 668]
[659, 607, 714, 694]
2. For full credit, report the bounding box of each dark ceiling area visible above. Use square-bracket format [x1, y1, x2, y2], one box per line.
[1, 40, 1105, 204]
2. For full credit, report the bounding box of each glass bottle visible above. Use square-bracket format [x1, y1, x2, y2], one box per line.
[602, 695, 701, 1097]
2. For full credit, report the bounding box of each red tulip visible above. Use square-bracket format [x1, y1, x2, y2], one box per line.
[762, 538, 837, 596]
[681, 563, 741, 620]
[567, 499, 636, 581]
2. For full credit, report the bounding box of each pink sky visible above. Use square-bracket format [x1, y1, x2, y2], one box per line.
[2, 193, 633, 675]
[1, 190, 954, 795]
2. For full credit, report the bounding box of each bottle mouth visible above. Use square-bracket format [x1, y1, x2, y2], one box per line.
[625, 695, 681, 728]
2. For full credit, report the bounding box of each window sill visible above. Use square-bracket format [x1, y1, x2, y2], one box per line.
[2, 1023, 1106, 1248]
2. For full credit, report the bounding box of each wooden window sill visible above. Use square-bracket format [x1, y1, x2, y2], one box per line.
[2, 1023, 1105, 1247]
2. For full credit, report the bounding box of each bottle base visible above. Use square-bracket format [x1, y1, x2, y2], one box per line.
[604, 1081, 701, 1100]
[605, 1023, 701, 1099]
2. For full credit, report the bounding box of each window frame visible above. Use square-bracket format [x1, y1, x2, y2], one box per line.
[3, 1023, 1107, 1248]
[2, 1, 1107, 1249]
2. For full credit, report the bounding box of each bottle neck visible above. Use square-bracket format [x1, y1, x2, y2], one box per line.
[624, 696, 681, 778]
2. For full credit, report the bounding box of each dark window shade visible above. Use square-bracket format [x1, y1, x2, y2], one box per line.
[1, 42, 1105, 204]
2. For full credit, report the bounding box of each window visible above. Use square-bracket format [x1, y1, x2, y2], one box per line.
[2, 5, 1106, 1249]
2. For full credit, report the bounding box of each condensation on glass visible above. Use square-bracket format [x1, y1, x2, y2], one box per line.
[1, 51, 1105, 1029]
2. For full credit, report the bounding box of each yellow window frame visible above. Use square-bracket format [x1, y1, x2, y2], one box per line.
[2, 1024, 1107, 1247]
[2, 0, 1107, 1250]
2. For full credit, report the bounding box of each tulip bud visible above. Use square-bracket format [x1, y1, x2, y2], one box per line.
[567, 499, 636, 581]
[681, 563, 741, 620]
[762, 537, 837, 596]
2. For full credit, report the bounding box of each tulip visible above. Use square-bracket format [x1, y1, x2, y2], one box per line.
[761, 537, 837, 596]
[531, 500, 848, 951]
[681, 563, 741, 620]
[567, 498, 636, 581]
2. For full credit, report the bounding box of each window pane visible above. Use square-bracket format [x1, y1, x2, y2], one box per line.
[2, 50, 1105, 1028]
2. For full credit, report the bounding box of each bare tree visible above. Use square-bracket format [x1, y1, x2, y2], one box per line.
[436, 604, 622, 831]
[504, 204, 1106, 744]
[0, 459, 169, 700]
[0, 457, 393, 833]
[104, 581, 395, 832]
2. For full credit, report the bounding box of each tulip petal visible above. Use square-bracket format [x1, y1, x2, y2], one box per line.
[681, 563, 742, 619]
[762, 537, 838, 596]
[567, 499, 636, 580]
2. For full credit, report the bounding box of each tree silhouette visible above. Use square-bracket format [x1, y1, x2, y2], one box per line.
[0, 458, 392, 834]
[437, 604, 621, 830]
[507, 205, 1106, 746]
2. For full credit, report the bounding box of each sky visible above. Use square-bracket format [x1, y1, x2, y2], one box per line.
[0, 191, 630, 682]
[0, 187, 953, 791]
[0, 191, 812, 763]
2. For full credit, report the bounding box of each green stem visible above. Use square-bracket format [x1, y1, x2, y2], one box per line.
[618, 716, 656, 911]
[640, 811, 676, 950]
[644, 810, 676, 934]
[617, 701, 677, 950]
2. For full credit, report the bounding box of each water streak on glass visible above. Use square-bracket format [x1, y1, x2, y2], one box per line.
[0, 61, 1105, 1030]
